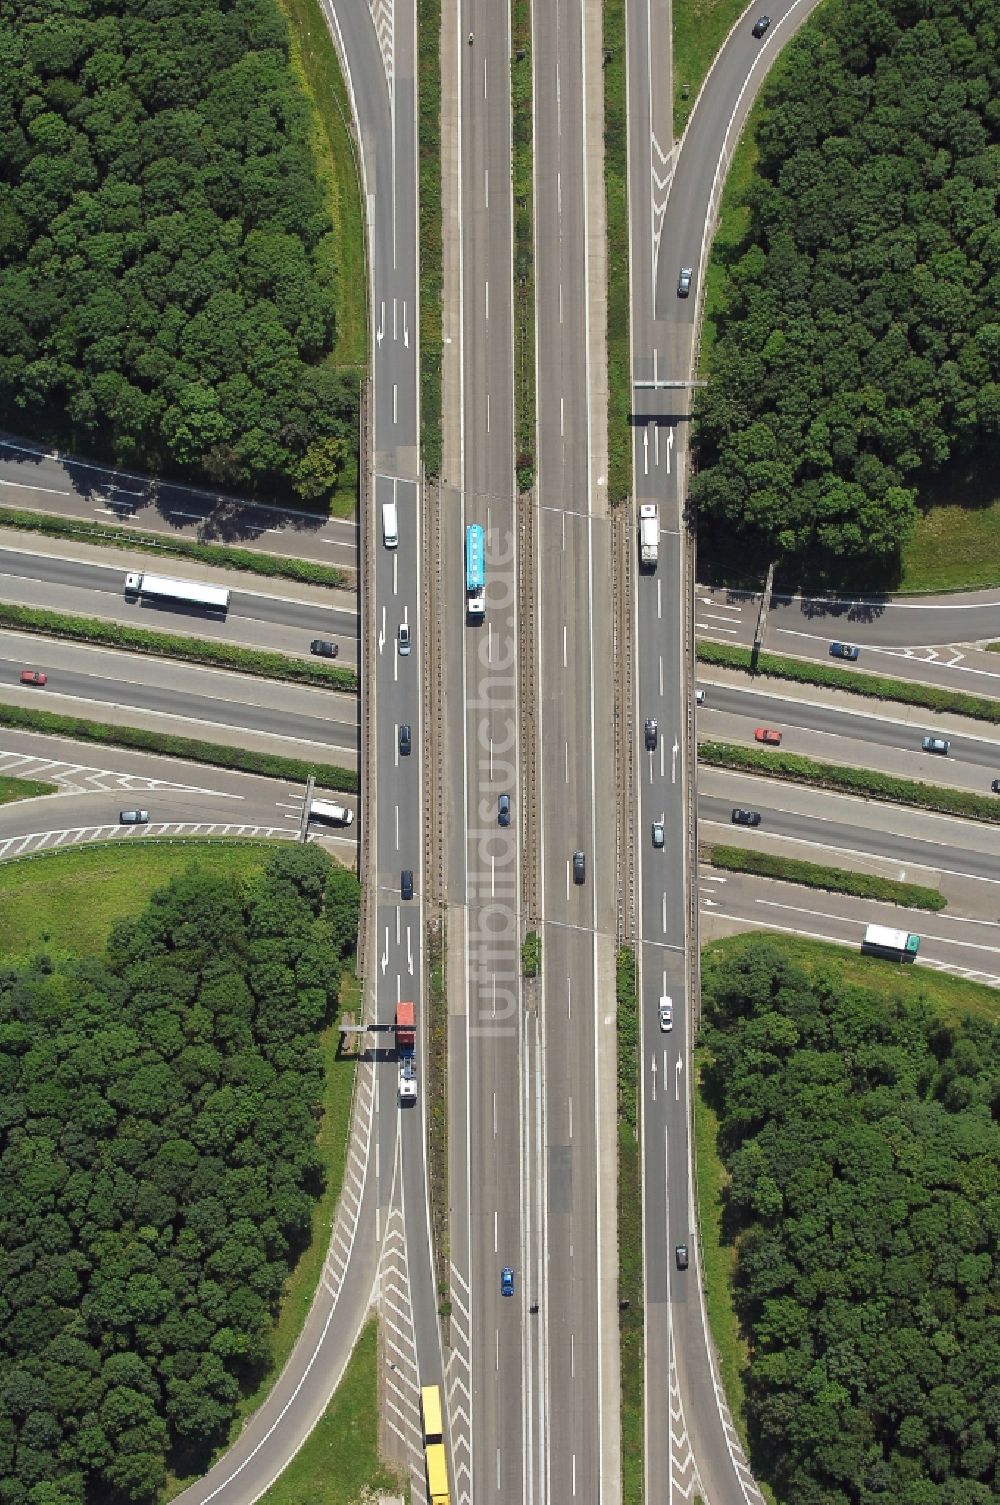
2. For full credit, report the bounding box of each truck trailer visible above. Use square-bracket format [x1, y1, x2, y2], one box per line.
[124, 571, 230, 613]
[861, 924, 920, 961]
[638, 503, 659, 568]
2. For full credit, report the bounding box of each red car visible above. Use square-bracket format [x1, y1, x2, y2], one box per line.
[19, 669, 47, 687]
[754, 727, 781, 746]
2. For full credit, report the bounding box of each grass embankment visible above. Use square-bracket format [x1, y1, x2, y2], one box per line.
[0, 506, 349, 589]
[617, 947, 643, 1505]
[276, 0, 366, 516]
[698, 640, 1000, 725]
[899, 461, 1000, 592]
[0, 774, 58, 806]
[673, 0, 750, 137]
[0, 840, 270, 958]
[708, 845, 947, 910]
[604, 0, 631, 504]
[256, 1321, 402, 1504]
[512, 0, 536, 492]
[700, 740, 1000, 824]
[699, 121, 759, 373]
[232, 972, 359, 1431]
[418, 0, 443, 477]
[0, 702, 357, 793]
[0, 603, 358, 693]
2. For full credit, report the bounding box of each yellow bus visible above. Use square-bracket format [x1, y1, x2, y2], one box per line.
[421, 1385, 449, 1504]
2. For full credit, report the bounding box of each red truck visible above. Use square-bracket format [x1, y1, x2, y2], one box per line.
[395, 1001, 416, 1057]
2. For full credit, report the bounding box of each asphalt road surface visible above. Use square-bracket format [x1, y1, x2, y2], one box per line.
[0, 432, 359, 569]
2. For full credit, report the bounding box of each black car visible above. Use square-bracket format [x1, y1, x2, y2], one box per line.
[573, 851, 586, 885]
[829, 642, 859, 661]
[498, 793, 511, 827]
[310, 639, 338, 657]
[676, 266, 693, 298]
[401, 869, 413, 901]
[644, 718, 658, 751]
[119, 809, 149, 825]
[399, 723, 411, 756]
[991, 779, 1000, 794]
[732, 808, 761, 827]
[675, 1243, 689, 1271]
[751, 15, 770, 37]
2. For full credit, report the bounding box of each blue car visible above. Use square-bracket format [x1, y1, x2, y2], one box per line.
[829, 642, 860, 661]
[501, 1266, 515, 1297]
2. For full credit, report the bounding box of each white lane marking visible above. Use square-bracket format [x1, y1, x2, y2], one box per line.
[394, 805, 399, 851]
[392, 383, 397, 422]
[563, 625, 568, 668]
[658, 655, 663, 695]
[657, 578, 662, 619]
[485, 279, 490, 321]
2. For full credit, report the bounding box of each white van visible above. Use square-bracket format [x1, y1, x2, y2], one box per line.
[309, 800, 354, 826]
[382, 500, 398, 548]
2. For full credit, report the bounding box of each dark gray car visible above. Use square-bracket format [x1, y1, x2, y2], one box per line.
[573, 851, 586, 884]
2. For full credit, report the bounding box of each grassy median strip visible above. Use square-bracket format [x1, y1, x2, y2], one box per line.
[617, 946, 644, 1505]
[0, 602, 358, 694]
[418, 0, 443, 477]
[604, 0, 631, 505]
[512, 0, 536, 492]
[0, 701, 357, 794]
[707, 845, 947, 911]
[0, 774, 58, 805]
[0, 505, 350, 590]
[698, 639, 1000, 725]
[700, 739, 1000, 823]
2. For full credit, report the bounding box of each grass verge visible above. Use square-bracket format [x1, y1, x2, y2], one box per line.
[699, 117, 760, 374]
[701, 932, 1000, 1027]
[0, 840, 270, 958]
[617, 947, 643, 1505]
[673, 0, 749, 136]
[0, 774, 57, 806]
[256, 1320, 402, 1504]
[274, 0, 365, 515]
[0, 701, 357, 793]
[604, 0, 631, 504]
[699, 740, 1000, 824]
[1, 603, 358, 693]
[900, 465, 1000, 592]
[512, 0, 536, 492]
[426, 913, 450, 1314]
[231, 972, 359, 1433]
[0, 506, 349, 589]
[418, 0, 443, 477]
[698, 639, 1000, 725]
[522, 929, 541, 977]
[707, 845, 947, 911]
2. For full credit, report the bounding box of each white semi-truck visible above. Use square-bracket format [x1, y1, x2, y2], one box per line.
[639, 503, 659, 568]
[861, 924, 920, 961]
[124, 571, 230, 613]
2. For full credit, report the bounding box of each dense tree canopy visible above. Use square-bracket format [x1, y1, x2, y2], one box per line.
[0, 1, 359, 504]
[701, 937, 1000, 1505]
[0, 847, 359, 1502]
[693, 0, 999, 583]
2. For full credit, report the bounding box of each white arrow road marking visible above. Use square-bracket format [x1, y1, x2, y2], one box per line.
[378, 605, 386, 652]
[643, 428, 650, 475]
[381, 927, 388, 975]
[376, 300, 385, 345]
[675, 1057, 683, 1101]
[403, 301, 409, 348]
[651, 1054, 658, 1102]
[672, 739, 679, 782]
[407, 929, 413, 976]
[666, 426, 675, 475]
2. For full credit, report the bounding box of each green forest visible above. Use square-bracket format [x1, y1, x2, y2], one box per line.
[0, 0, 359, 506]
[0, 847, 359, 1503]
[700, 937, 999, 1505]
[693, 0, 999, 586]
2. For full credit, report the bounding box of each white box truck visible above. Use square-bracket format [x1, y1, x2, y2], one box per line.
[382, 500, 398, 548]
[861, 925, 920, 961]
[639, 503, 659, 568]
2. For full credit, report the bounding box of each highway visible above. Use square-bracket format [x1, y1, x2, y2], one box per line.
[0, 541, 360, 665]
[698, 866, 1000, 989]
[696, 584, 1000, 696]
[447, 3, 527, 1500]
[626, 1, 825, 1501]
[0, 432, 359, 569]
[0, 640, 360, 763]
[698, 770, 1000, 886]
[532, 0, 616, 1498]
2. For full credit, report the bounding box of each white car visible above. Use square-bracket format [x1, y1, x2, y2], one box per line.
[399, 622, 411, 655]
[695, 688, 705, 706]
[652, 820, 665, 849]
[659, 997, 673, 1032]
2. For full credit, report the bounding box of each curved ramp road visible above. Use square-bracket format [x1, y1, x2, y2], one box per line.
[626, 1, 825, 1501]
